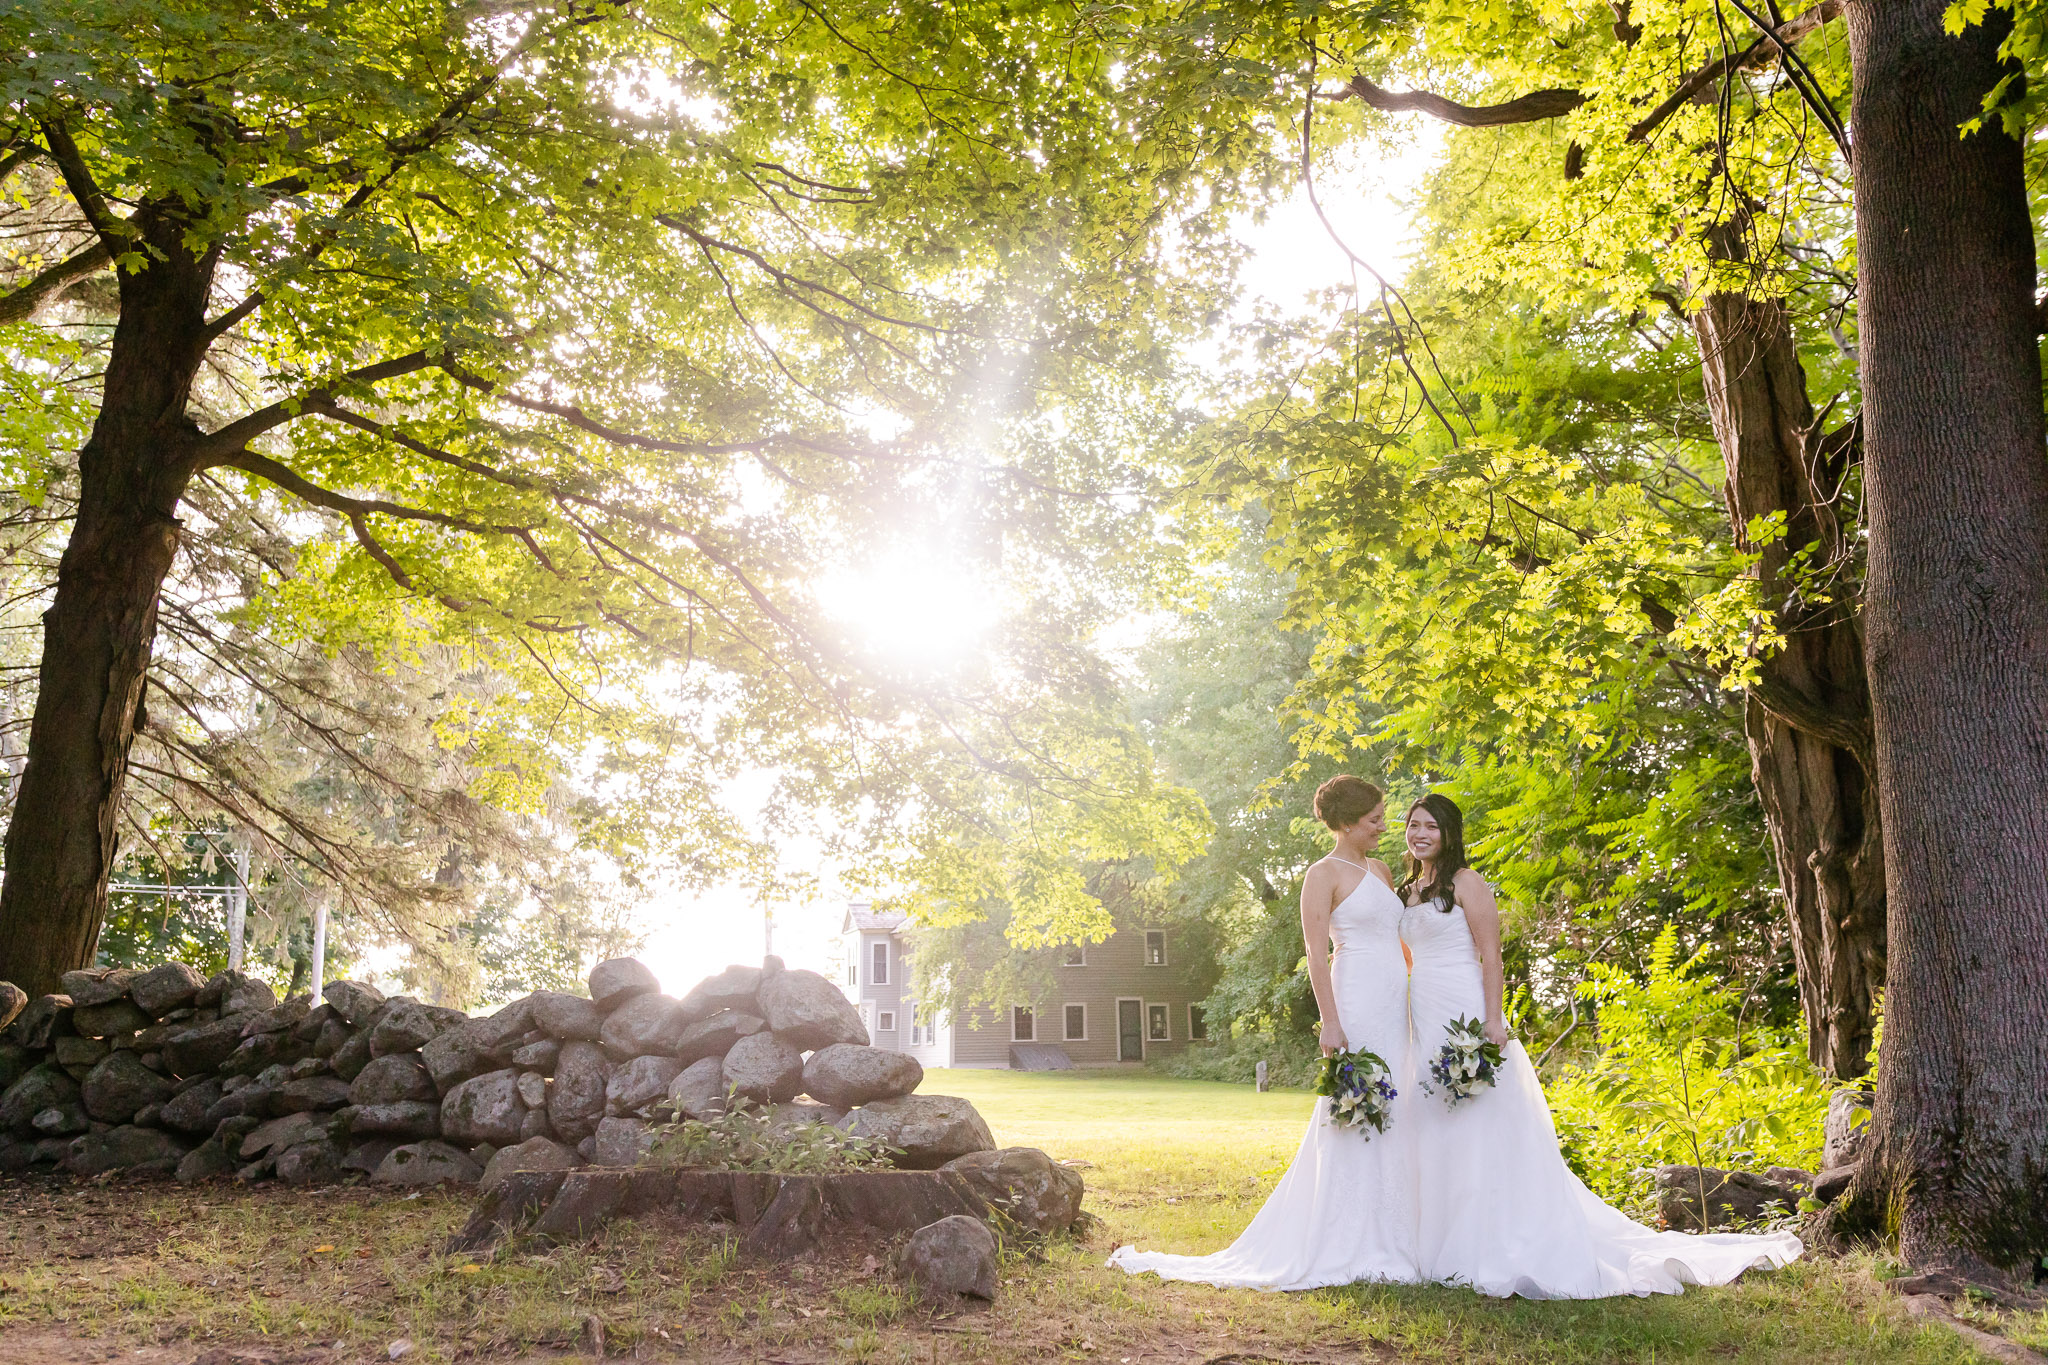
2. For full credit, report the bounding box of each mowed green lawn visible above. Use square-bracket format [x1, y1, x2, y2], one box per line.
[924, 1068, 1997, 1365]
[924, 1067, 1314, 1252]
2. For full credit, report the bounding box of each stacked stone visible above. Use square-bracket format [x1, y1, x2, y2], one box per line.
[0, 953, 999, 1189]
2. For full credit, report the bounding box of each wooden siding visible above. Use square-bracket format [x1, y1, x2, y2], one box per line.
[942, 925, 1215, 1067]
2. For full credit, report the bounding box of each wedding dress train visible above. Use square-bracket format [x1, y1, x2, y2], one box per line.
[1107, 871, 1419, 1289]
[1403, 897, 1803, 1298]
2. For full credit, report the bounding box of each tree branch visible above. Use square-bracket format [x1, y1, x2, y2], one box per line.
[1336, 75, 1585, 127]
[0, 240, 113, 325]
[37, 123, 124, 247]
[187, 350, 439, 465]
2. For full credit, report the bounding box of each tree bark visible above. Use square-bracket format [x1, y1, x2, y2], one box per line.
[1690, 232, 1886, 1080]
[0, 204, 211, 997]
[1836, 0, 2048, 1276]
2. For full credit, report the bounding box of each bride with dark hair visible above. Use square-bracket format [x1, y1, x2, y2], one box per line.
[1398, 791, 1802, 1298]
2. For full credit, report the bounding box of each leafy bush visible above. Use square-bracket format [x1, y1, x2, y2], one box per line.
[1151, 1032, 1321, 1089]
[1545, 925, 1830, 1213]
[647, 1095, 897, 1174]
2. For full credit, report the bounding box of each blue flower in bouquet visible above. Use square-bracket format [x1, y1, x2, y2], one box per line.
[1315, 1046, 1398, 1136]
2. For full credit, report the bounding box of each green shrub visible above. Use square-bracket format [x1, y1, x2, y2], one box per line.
[1150, 1032, 1321, 1089]
[1545, 925, 1830, 1213]
[647, 1095, 897, 1174]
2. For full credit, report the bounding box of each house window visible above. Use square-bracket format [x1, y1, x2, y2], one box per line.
[924, 1020, 936, 1045]
[1064, 1003, 1086, 1041]
[878, 1011, 895, 1032]
[1062, 944, 1086, 967]
[871, 940, 889, 986]
[1188, 1004, 1208, 1041]
[1011, 1006, 1035, 1042]
[1145, 931, 1168, 966]
[1147, 1003, 1169, 1041]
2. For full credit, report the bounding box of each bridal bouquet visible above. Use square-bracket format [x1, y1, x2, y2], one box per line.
[1315, 1047, 1398, 1136]
[1421, 1015, 1504, 1106]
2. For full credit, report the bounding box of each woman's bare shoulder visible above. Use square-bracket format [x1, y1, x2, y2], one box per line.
[1367, 857, 1396, 889]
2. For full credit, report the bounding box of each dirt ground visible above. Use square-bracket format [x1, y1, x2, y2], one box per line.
[0, 1174, 1373, 1365]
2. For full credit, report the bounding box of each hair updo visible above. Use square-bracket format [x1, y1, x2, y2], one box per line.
[1313, 775, 1385, 832]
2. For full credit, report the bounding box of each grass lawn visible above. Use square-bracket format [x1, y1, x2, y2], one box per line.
[0, 1068, 2022, 1365]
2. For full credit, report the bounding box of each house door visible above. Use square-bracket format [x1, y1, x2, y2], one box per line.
[1117, 999, 1143, 1061]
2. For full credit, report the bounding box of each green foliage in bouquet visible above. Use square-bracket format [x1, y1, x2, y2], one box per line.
[1544, 926, 1829, 1213]
[649, 1094, 896, 1175]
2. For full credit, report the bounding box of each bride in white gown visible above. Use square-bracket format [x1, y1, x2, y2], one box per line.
[1109, 776, 1420, 1290]
[1398, 792, 1801, 1298]
[1110, 778, 1804, 1298]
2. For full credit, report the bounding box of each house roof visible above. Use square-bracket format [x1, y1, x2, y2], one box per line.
[842, 902, 907, 934]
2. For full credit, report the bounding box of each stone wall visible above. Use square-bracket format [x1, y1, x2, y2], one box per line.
[0, 954, 999, 1190]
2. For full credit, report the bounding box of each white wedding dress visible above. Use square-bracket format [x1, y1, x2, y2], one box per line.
[1108, 877, 1805, 1298]
[1108, 870, 1420, 1289]
[1402, 896, 1802, 1298]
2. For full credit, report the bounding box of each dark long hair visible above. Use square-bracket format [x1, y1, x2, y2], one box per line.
[1398, 792, 1469, 914]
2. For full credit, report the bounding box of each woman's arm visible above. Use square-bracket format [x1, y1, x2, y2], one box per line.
[1457, 867, 1510, 1047]
[1299, 863, 1345, 1055]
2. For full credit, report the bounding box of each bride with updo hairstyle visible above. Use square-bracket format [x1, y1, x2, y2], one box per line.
[1110, 774, 1422, 1289]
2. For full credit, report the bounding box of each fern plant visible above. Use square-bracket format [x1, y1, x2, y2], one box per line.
[1546, 925, 1830, 1213]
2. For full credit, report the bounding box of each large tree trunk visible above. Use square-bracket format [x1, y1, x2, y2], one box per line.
[1691, 227, 1885, 1079]
[0, 206, 210, 997]
[1836, 0, 2048, 1277]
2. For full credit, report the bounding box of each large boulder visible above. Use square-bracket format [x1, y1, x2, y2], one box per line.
[82, 1051, 175, 1123]
[756, 969, 868, 1050]
[61, 1125, 190, 1178]
[330, 1029, 374, 1083]
[159, 1078, 225, 1133]
[801, 1044, 922, 1108]
[129, 963, 205, 1018]
[599, 993, 690, 1061]
[678, 965, 762, 1020]
[511, 1038, 560, 1072]
[160, 1017, 243, 1077]
[531, 992, 604, 1042]
[55, 1035, 109, 1070]
[0, 981, 27, 1032]
[176, 1138, 239, 1184]
[941, 1147, 1084, 1234]
[12, 994, 73, 1049]
[480, 1135, 583, 1194]
[665, 1056, 728, 1121]
[72, 997, 151, 1039]
[60, 967, 138, 1008]
[592, 1115, 655, 1166]
[1655, 1165, 1807, 1230]
[372, 1140, 482, 1186]
[274, 1075, 353, 1114]
[346, 1101, 442, 1139]
[322, 980, 385, 1027]
[369, 1001, 465, 1057]
[606, 1055, 684, 1118]
[275, 1136, 346, 1186]
[548, 1041, 610, 1143]
[200, 970, 277, 1017]
[842, 1095, 995, 1170]
[0, 1041, 30, 1091]
[721, 1032, 803, 1105]
[240, 1111, 330, 1158]
[441, 1068, 528, 1147]
[901, 1215, 998, 1300]
[674, 1010, 765, 1065]
[589, 957, 659, 1009]
[350, 1053, 439, 1106]
[0, 1064, 81, 1135]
